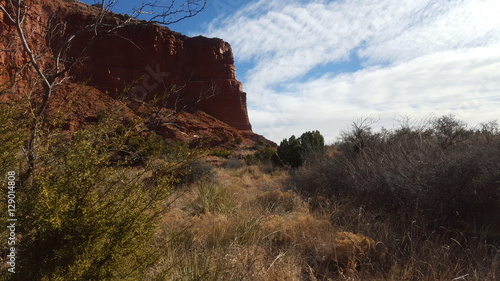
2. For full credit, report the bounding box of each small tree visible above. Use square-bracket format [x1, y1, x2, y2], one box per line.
[432, 114, 472, 149]
[338, 116, 380, 154]
[299, 130, 325, 155]
[277, 135, 302, 168]
[277, 130, 325, 168]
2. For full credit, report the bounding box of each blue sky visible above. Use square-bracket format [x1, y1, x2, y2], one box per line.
[82, 0, 500, 143]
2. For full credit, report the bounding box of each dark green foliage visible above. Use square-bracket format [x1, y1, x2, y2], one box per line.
[233, 137, 243, 145]
[299, 130, 325, 154]
[255, 145, 277, 162]
[245, 154, 260, 166]
[125, 131, 166, 164]
[289, 116, 500, 240]
[277, 135, 303, 168]
[277, 130, 325, 168]
[246, 144, 279, 165]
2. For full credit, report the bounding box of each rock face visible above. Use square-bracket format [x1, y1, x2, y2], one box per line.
[0, 0, 252, 131]
[72, 26, 252, 131]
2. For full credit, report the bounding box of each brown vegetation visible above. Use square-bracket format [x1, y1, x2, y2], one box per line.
[143, 157, 393, 281]
[288, 116, 500, 280]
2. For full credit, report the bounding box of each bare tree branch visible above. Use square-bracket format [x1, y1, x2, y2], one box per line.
[131, 0, 207, 25]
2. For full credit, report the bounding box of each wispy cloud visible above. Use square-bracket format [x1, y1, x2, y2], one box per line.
[205, 0, 500, 143]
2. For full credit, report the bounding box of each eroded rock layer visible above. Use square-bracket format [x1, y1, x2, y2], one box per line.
[0, 0, 252, 132]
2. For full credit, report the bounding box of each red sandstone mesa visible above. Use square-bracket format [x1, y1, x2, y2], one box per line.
[1, 0, 258, 141]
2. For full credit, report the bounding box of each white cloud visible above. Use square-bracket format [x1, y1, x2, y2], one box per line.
[251, 45, 500, 142]
[204, 0, 500, 143]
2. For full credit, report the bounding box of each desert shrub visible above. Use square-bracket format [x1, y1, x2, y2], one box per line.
[123, 132, 193, 166]
[258, 162, 277, 174]
[290, 116, 500, 238]
[233, 136, 243, 145]
[244, 153, 259, 165]
[254, 145, 278, 163]
[124, 131, 166, 164]
[245, 144, 279, 166]
[222, 157, 245, 169]
[432, 114, 473, 149]
[181, 159, 216, 184]
[0, 102, 27, 171]
[277, 130, 325, 168]
[478, 120, 499, 142]
[210, 148, 233, 158]
[1, 112, 189, 281]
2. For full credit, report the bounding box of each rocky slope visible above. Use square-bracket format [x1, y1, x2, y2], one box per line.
[0, 0, 268, 146]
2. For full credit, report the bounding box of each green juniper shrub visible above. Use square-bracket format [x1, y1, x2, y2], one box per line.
[277, 130, 325, 168]
[277, 135, 302, 168]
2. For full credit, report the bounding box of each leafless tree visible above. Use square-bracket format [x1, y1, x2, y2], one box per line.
[128, 0, 207, 25]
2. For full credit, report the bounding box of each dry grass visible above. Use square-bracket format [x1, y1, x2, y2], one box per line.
[145, 159, 499, 281]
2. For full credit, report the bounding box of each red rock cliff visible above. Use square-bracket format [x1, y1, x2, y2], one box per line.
[0, 0, 252, 131]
